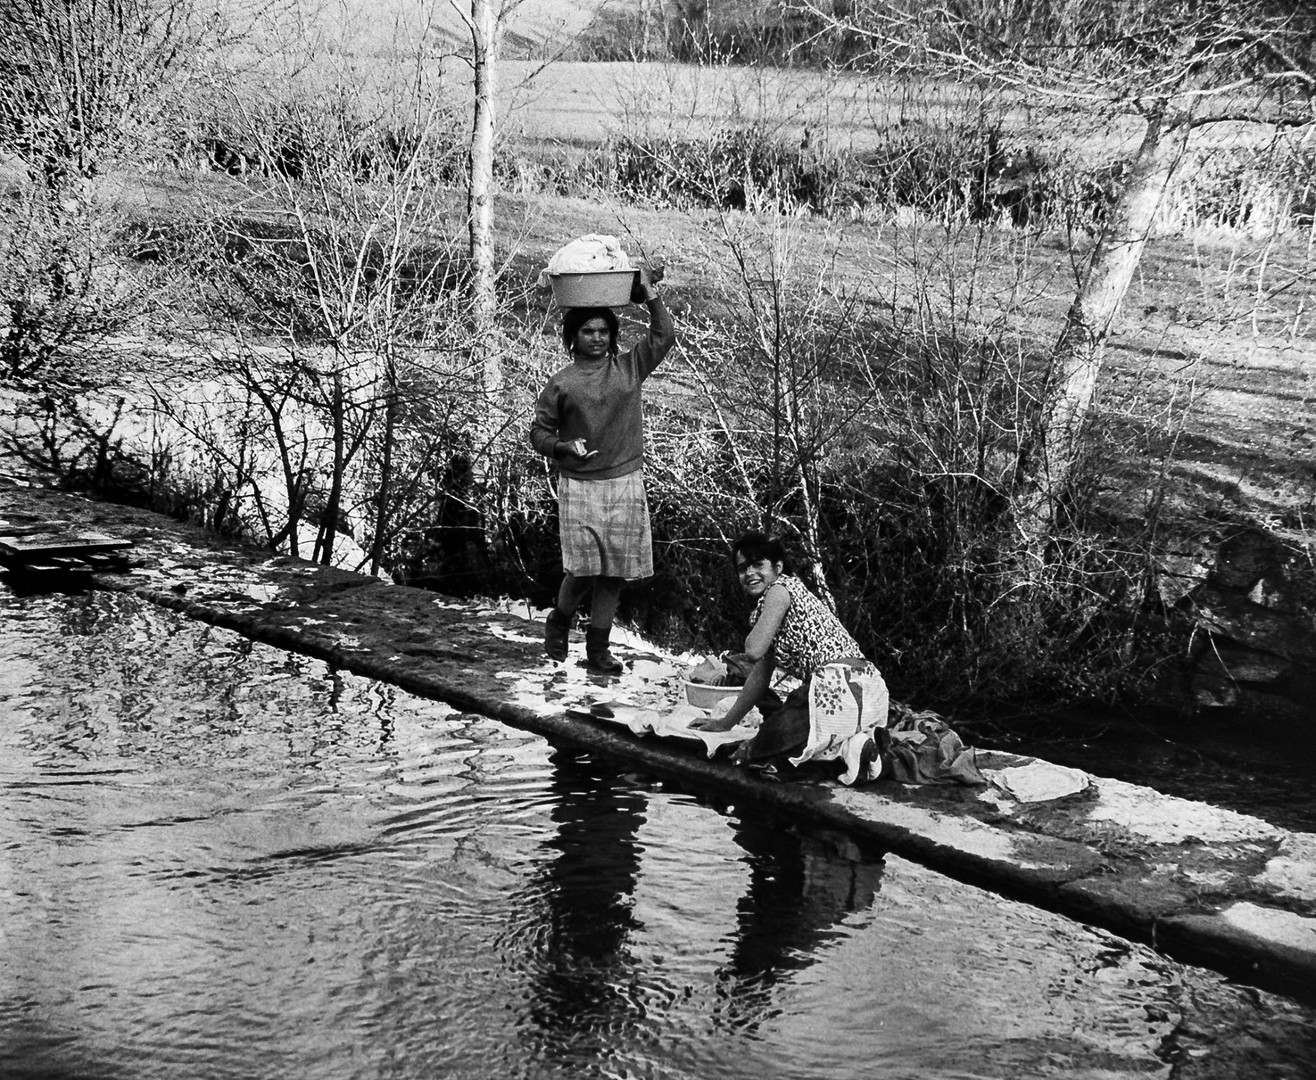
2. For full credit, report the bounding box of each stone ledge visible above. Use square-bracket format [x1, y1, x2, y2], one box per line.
[1156, 905, 1316, 1002]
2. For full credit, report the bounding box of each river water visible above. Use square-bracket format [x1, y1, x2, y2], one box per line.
[3, 589, 1316, 1079]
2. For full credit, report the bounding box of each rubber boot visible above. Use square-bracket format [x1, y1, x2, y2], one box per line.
[544, 608, 571, 662]
[584, 626, 623, 674]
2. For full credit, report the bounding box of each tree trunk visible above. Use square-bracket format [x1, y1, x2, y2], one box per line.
[319, 369, 346, 565]
[639, 0, 654, 58]
[369, 350, 398, 576]
[463, 0, 510, 579]
[467, 0, 503, 396]
[1018, 106, 1187, 536]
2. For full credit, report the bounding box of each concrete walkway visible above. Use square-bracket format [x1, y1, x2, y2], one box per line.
[3, 480, 1316, 1004]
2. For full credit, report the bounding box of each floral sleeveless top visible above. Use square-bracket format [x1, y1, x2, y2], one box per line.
[751, 574, 863, 681]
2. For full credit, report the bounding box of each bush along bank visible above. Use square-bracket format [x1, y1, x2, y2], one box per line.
[517, 128, 1316, 238]
[5, 373, 1314, 726]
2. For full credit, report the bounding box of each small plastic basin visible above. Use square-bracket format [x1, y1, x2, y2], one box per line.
[683, 680, 740, 709]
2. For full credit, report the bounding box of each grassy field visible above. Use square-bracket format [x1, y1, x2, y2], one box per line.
[1103, 239, 1316, 542]
[494, 61, 1138, 152]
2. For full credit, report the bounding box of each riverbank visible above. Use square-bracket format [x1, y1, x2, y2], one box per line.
[10, 150, 1316, 720]
[4, 475, 1316, 1006]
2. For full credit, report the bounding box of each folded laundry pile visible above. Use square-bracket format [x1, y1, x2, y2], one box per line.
[537, 234, 632, 287]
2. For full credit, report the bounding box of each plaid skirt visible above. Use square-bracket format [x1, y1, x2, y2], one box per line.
[558, 470, 654, 580]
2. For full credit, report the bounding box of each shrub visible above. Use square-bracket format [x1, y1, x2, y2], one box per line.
[0, 197, 141, 387]
[517, 115, 1316, 238]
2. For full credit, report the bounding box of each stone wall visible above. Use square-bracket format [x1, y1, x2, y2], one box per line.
[1174, 528, 1316, 723]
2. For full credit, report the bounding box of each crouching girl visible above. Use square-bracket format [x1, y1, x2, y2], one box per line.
[690, 532, 889, 784]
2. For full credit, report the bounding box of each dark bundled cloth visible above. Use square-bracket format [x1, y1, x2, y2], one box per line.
[883, 702, 986, 786]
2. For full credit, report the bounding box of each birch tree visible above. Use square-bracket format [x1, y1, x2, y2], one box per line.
[798, 0, 1316, 535]
[458, 0, 523, 397]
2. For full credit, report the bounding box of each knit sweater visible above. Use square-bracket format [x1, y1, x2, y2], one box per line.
[529, 303, 675, 480]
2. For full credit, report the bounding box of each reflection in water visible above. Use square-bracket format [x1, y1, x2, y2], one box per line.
[517, 749, 649, 1065]
[717, 823, 885, 1034]
[514, 749, 888, 1061]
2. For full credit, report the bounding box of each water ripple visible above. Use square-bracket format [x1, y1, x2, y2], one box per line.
[4, 588, 1316, 1079]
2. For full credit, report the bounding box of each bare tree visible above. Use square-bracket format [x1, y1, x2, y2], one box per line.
[0, 0, 234, 390]
[172, 60, 489, 571]
[0, 0, 222, 197]
[456, 0, 527, 398]
[654, 204, 880, 606]
[797, 0, 1316, 534]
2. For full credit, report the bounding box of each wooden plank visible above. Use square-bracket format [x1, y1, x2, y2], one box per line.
[80, 551, 131, 568]
[0, 521, 72, 536]
[45, 556, 85, 569]
[5, 559, 66, 572]
[0, 551, 129, 574]
[0, 521, 133, 576]
[0, 533, 133, 558]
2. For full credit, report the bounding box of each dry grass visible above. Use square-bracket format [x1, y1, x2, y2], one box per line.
[87, 152, 1316, 545]
[1097, 235, 1316, 539]
[494, 61, 1285, 164]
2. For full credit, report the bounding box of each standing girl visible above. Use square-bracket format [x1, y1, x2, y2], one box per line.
[530, 267, 674, 672]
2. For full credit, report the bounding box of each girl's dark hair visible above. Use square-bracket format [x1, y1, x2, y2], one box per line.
[731, 531, 788, 570]
[561, 306, 620, 353]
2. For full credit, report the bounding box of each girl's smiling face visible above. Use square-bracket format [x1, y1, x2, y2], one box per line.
[736, 555, 782, 599]
[572, 317, 612, 359]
